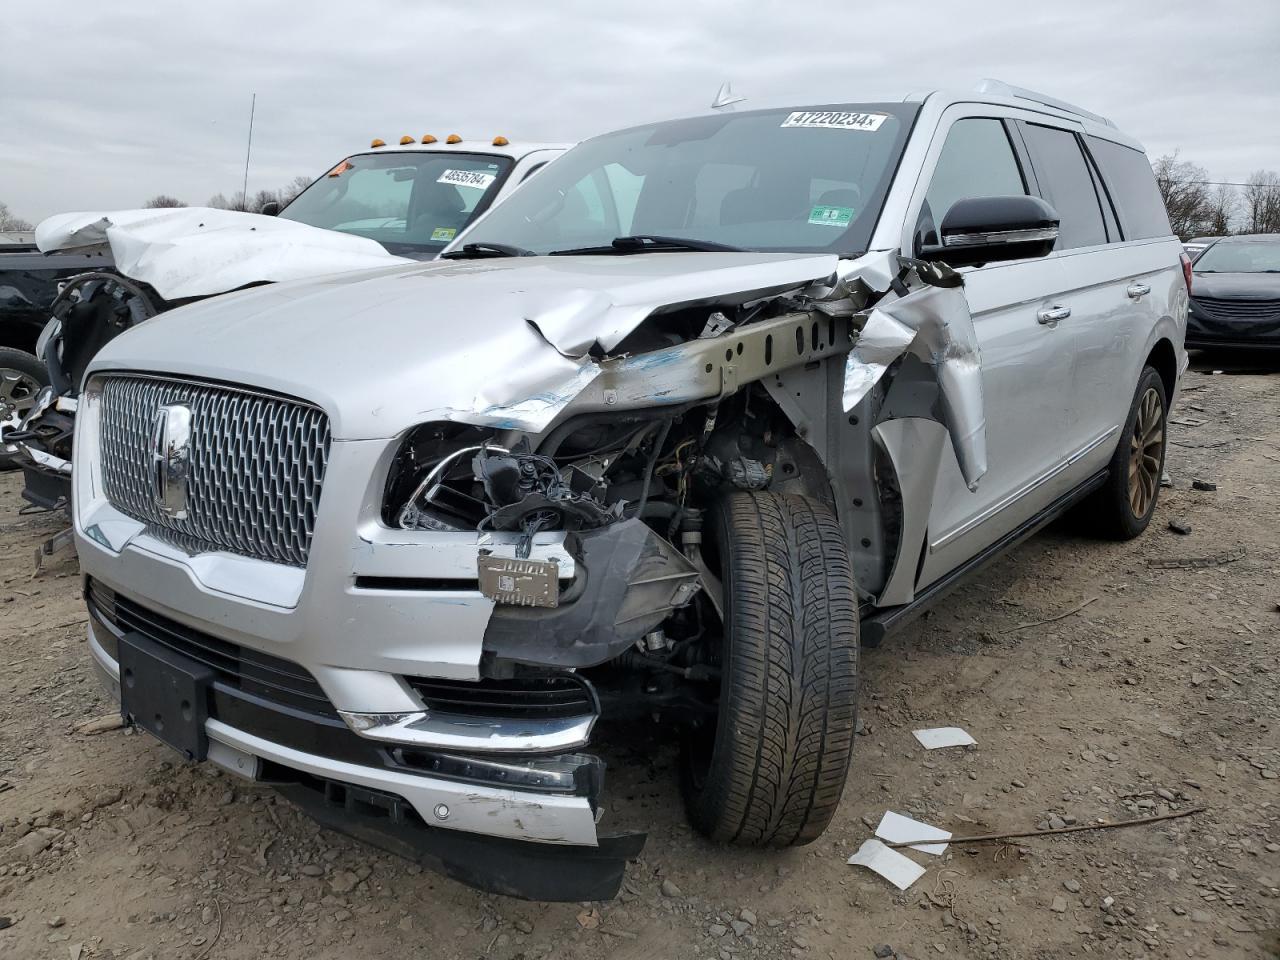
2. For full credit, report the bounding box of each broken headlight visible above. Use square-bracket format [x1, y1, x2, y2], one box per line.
[384, 422, 496, 531]
[386, 423, 626, 537]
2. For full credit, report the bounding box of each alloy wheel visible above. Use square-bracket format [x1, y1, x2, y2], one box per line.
[1127, 386, 1164, 518]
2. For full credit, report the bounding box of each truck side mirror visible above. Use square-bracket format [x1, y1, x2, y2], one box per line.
[920, 195, 1059, 268]
[259, 201, 280, 217]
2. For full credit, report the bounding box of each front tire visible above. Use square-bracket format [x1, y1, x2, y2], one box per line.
[1086, 365, 1168, 540]
[682, 492, 858, 847]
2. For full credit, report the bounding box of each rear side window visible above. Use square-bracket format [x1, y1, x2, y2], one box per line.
[1087, 137, 1173, 240]
[1021, 124, 1107, 250]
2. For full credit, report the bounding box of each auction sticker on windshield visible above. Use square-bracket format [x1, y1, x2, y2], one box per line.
[809, 205, 854, 227]
[781, 111, 888, 132]
[438, 169, 497, 189]
[430, 227, 457, 242]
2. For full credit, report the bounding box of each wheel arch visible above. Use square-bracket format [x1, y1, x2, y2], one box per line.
[1144, 336, 1178, 404]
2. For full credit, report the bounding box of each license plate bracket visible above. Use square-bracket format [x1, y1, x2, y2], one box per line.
[118, 632, 213, 763]
[477, 554, 560, 608]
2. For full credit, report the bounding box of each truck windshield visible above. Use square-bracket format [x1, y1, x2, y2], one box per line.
[280, 151, 514, 258]
[458, 104, 916, 257]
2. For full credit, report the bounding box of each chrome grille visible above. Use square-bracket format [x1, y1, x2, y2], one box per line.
[98, 375, 331, 567]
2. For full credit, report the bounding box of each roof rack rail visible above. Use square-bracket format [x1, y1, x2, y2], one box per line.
[974, 79, 1116, 128]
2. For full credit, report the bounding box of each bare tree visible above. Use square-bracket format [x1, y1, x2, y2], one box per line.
[143, 195, 187, 209]
[1204, 183, 1235, 237]
[251, 189, 279, 213]
[280, 175, 313, 206]
[0, 200, 34, 232]
[1242, 170, 1280, 234]
[1152, 153, 1212, 239]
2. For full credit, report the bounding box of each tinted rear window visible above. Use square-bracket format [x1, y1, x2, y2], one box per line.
[1087, 137, 1172, 240]
[1021, 124, 1107, 250]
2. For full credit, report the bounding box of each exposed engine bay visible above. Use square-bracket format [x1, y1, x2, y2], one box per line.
[5, 272, 163, 509]
[377, 250, 981, 726]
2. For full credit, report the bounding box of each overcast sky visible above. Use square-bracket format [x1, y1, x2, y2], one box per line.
[3, 0, 1278, 223]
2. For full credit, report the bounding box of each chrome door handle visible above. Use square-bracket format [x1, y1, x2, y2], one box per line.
[1037, 305, 1071, 325]
[1126, 282, 1151, 300]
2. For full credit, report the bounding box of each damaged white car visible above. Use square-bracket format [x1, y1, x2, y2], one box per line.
[6, 133, 568, 510]
[74, 82, 1187, 900]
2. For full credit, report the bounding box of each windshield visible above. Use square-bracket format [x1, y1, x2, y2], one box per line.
[458, 104, 916, 257]
[280, 151, 514, 257]
[1194, 238, 1280, 273]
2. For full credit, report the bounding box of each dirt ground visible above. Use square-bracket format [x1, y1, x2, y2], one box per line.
[1, 354, 1277, 960]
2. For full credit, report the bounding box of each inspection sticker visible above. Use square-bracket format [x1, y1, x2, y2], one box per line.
[809, 204, 854, 227]
[438, 169, 497, 189]
[430, 226, 457, 242]
[782, 110, 888, 132]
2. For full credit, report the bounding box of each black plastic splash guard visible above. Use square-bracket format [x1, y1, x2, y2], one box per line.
[276, 778, 646, 902]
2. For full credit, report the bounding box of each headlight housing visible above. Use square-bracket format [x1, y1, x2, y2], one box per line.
[383, 422, 497, 530]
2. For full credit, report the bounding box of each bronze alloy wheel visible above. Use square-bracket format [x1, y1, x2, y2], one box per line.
[1128, 386, 1164, 518]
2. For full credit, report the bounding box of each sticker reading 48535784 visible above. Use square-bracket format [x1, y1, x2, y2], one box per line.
[781, 110, 889, 132]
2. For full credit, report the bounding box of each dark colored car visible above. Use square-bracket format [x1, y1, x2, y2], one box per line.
[0, 238, 112, 474]
[1186, 234, 1280, 349]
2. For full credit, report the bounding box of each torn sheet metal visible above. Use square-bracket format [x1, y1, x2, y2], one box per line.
[844, 275, 988, 490]
[35, 208, 412, 301]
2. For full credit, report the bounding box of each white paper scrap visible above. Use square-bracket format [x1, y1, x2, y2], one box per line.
[847, 838, 926, 890]
[913, 727, 976, 749]
[875, 810, 952, 856]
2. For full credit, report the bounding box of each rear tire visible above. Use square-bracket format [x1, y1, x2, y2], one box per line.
[1085, 364, 1168, 540]
[682, 492, 858, 847]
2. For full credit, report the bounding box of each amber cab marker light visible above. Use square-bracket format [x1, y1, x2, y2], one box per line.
[399, 135, 414, 145]
[492, 136, 509, 146]
[422, 134, 437, 144]
[446, 134, 462, 144]
[370, 138, 385, 148]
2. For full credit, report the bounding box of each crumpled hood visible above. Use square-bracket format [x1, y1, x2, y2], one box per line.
[88, 251, 836, 439]
[35, 207, 412, 301]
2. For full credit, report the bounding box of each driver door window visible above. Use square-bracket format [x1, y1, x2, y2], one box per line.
[918, 118, 1027, 250]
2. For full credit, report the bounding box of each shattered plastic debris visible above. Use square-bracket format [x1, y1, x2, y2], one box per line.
[875, 811, 951, 856]
[844, 278, 988, 490]
[847, 838, 926, 890]
[913, 727, 976, 749]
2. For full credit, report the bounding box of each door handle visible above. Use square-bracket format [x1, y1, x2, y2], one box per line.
[1126, 282, 1151, 300]
[1037, 305, 1071, 325]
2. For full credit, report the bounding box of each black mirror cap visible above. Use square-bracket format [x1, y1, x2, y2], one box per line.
[259, 200, 281, 217]
[922, 195, 1060, 268]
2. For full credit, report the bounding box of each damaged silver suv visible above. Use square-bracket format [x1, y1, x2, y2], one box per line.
[73, 81, 1187, 900]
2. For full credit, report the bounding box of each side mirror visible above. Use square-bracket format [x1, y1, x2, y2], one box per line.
[259, 200, 280, 217]
[922, 195, 1059, 268]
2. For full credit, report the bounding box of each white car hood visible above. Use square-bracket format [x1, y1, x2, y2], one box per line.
[35, 207, 412, 301]
[88, 252, 837, 440]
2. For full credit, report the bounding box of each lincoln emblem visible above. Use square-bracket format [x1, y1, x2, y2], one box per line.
[150, 403, 192, 519]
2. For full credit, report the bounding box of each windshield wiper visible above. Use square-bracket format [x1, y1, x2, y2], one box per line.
[440, 242, 536, 260]
[548, 235, 746, 256]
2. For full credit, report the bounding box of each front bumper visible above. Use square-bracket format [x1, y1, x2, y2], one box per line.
[1186, 307, 1280, 349]
[85, 587, 647, 899]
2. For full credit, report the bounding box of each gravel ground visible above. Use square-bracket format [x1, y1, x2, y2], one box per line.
[1, 355, 1277, 960]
